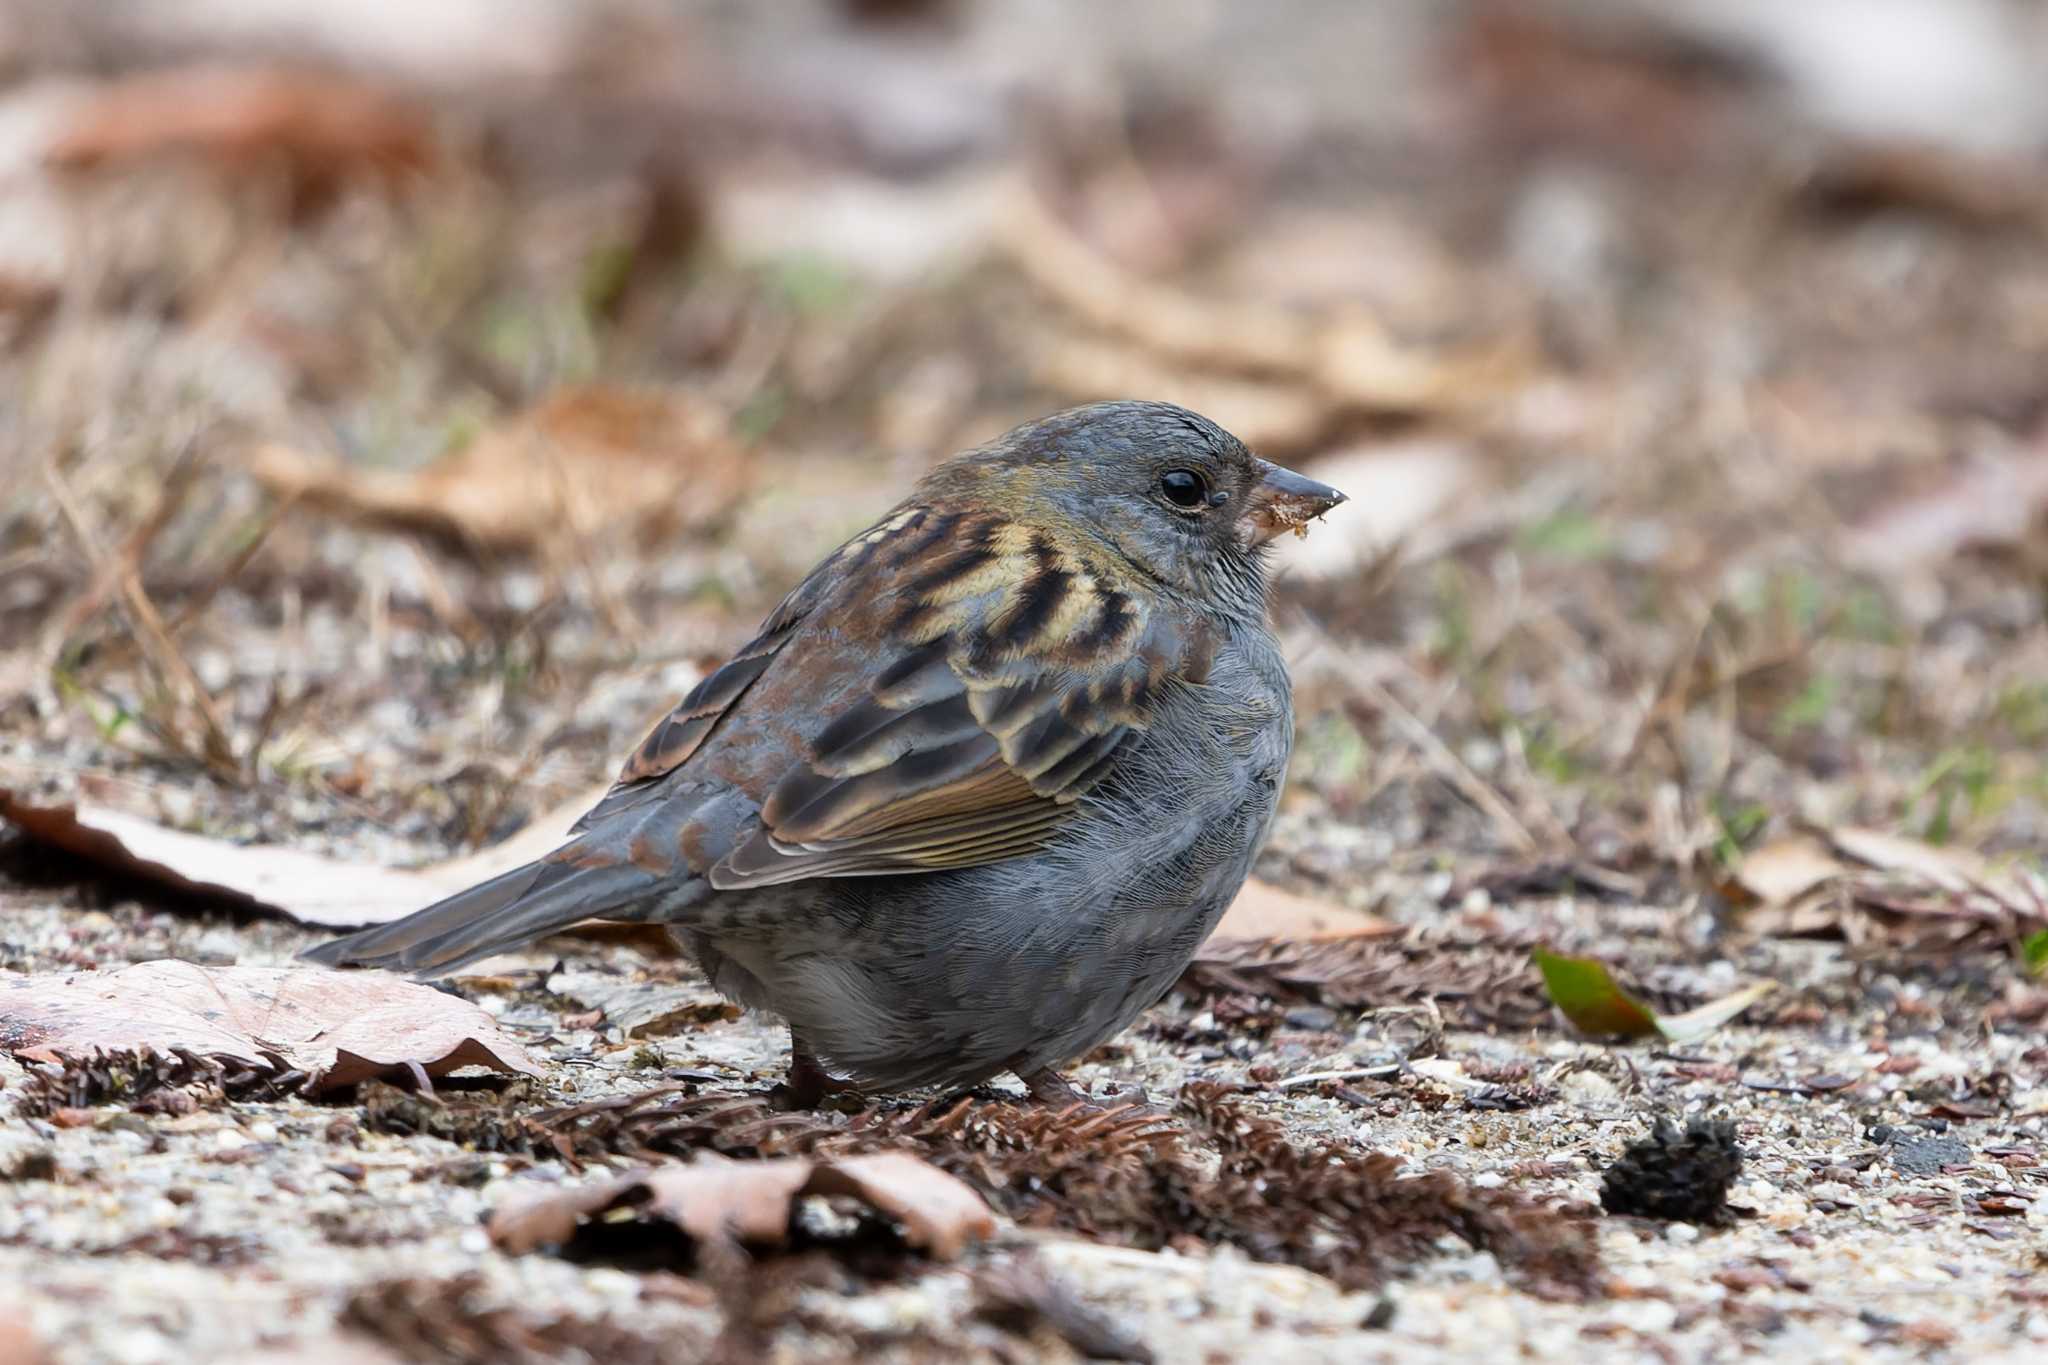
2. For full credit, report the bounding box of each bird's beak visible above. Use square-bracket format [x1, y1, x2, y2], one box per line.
[1246, 459, 1347, 544]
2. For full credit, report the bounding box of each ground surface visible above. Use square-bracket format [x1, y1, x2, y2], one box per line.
[4, 2, 2048, 1362]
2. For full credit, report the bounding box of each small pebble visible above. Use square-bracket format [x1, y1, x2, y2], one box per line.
[1890, 1135, 1970, 1176]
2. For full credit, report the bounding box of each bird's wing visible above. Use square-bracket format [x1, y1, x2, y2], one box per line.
[582, 502, 1211, 889]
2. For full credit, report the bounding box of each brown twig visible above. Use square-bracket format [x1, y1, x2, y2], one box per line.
[44, 461, 243, 782]
[1349, 676, 1542, 856]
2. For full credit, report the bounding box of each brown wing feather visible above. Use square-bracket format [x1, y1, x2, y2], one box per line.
[572, 501, 1203, 889]
[705, 509, 1200, 890]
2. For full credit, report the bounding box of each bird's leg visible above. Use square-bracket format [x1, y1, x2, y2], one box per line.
[1013, 1060, 1154, 1111]
[773, 1030, 856, 1110]
[1015, 1065, 1090, 1107]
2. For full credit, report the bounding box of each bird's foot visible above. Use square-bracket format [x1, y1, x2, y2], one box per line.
[770, 1047, 863, 1112]
[1014, 1065, 1154, 1113]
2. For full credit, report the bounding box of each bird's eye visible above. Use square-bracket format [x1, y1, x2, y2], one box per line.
[1159, 469, 1208, 509]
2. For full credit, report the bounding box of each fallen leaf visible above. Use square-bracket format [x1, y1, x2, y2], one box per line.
[997, 180, 1529, 420]
[0, 960, 540, 1090]
[45, 65, 436, 214]
[248, 387, 745, 555]
[803, 1152, 998, 1258]
[1734, 836, 1848, 906]
[0, 781, 611, 930]
[489, 1152, 995, 1263]
[1211, 879, 1399, 942]
[1531, 949, 1659, 1036]
[1731, 824, 2047, 947]
[1, 790, 454, 928]
[1828, 826, 2036, 905]
[1532, 948, 1774, 1043]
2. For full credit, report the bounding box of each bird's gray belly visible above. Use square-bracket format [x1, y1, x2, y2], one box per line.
[683, 652, 1290, 1090]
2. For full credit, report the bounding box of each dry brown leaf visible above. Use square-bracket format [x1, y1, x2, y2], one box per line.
[1740, 827, 2041, 909]
[1211, 879, 1398, 942]
[45, 65, 436, 211]
[1827, 827, 2021, 899]
[489, 1152, 995, 1262]
[806, 1152, 999, 1258]
[997, 183, 1310, 373]
[998, 180, 1531, 415]
[0, 782, 611, 930]
[1733, 825, 2046, 946]
[1734, 836, 1849, 906]
[0, 960, 540, 1090]
[2, 789, 456, 928]
[248, 387, 745, 555]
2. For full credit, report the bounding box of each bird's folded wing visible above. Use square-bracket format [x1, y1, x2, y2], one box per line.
[580, 503, 1208, 888]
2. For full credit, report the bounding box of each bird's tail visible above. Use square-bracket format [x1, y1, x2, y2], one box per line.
[299, 854, 678, 977]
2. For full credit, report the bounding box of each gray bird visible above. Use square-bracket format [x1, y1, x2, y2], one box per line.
[304, 401, 1345, 1105]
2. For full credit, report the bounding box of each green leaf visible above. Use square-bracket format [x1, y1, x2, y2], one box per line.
[1532, 948, 1659, 1037]
[2023, 930, 2048, 977]
[1533, 947, 1775, 1043]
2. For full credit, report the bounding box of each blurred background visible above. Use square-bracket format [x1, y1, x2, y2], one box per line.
[3, 0, 2046, 913]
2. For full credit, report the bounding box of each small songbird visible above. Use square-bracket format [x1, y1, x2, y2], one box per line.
[305, 401, 1344, 1105]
